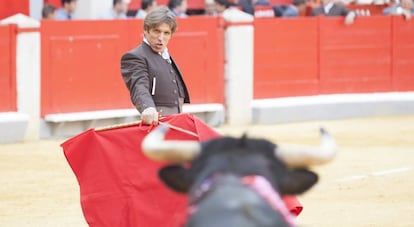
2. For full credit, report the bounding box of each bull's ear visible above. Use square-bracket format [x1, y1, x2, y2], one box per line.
[159, 165, 193, 193]
[278, 169, 318, 195]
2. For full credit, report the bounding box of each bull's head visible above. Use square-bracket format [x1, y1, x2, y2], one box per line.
[142, 125, 336, 194]
[142, 125, 337, 226]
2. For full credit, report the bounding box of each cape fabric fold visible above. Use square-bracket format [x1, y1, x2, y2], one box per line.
[61, 113, 303, 227]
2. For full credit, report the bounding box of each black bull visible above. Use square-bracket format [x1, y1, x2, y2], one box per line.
[142, 125, 337, 227]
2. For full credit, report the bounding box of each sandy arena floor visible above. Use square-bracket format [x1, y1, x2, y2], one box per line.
[1, 115, 413, 227]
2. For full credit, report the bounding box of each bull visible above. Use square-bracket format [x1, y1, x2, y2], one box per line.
[142, 124, 337, 227]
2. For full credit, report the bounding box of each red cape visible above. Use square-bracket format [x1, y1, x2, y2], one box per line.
[61, 113, 302, 227]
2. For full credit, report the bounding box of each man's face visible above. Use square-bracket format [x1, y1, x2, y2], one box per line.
[297, 3, 307, 13]
[144, 23, 172, 53]
[121, 0, 130, 13]
[215, 3, 226, 14]
[48, 11, 57, 19]
[205, 2, 216, 15]
[401, 0, 413, 10]
[177, 0, 188, 13]
[65, 0, 77, 13]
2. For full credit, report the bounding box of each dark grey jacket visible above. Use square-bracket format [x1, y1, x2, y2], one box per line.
[312, 3, 350, 16]
[121, 42, 190, 113]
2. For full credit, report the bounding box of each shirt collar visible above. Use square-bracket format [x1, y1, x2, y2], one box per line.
[143, 37, 170, 62]
[324, 2, 334, 14]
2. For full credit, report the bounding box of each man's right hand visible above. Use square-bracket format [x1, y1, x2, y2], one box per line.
[344, 11, 356, 26]
[402, 10, 411, 21]
[141, 107, 159, 125]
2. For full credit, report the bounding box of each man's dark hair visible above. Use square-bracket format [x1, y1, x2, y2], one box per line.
[142, 0, 155, 10]
[113, 0, 123, 7]
[42, 4, 56, 18]
[144, 6, 177, 33]
[168, 0, 183, 9]
[61, 0, 76, 5]
[214, 0, 231, 8]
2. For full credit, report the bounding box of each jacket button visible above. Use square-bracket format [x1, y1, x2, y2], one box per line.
[173, 90, 177, 94]
[170, 70, 174, 73]
[172, 79, 176, 83]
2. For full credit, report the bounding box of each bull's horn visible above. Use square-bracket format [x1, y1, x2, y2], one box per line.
[141, 124, 201, 163]
[275, 128, 337, 168]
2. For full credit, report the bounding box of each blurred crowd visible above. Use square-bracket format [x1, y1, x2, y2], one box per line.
[42, 0, 414, 24]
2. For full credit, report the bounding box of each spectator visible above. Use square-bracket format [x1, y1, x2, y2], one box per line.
[100, 0, 131, 19]
[311, 0, 357, 25]
[277, 0, 307, 17]
[235, 0, 270, 15]
[168, 0, 188, 17]
[214, 0, 233, 15]
[383, 0, 414, 20]
[42, 4, 57, 19]
[136, 0, 158, 19]
[56, 0, 77, 20]
[205, 0, 218, 15]
[120, 6, 190, 125]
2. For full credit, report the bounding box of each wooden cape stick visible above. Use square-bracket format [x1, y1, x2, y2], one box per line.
[94, 119, 199, 138]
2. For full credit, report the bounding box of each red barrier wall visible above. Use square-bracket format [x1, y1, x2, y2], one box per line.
[38, 16, 414, 115]
[319, 16, 392, 94]
[0, 0, 30, 19]
[0, 24, 17, 112]
[254, 17, 319, 98]
[391, 16, 414, 91]
[41, 17, 224, 116]
[254, 16, 413, 99]
[41, 20, 139, 116]
[169, 16, 224, 104]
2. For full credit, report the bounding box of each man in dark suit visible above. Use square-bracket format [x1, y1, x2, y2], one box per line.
[311, 0, 356, 25]
[121, 6, 190, 125]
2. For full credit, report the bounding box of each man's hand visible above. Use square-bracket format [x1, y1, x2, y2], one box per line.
[141, 107, 159, 125]
[402, 10, 411, 21]
[344, 11, 356, 26]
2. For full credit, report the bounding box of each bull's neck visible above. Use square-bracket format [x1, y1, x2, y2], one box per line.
[188, 173, 296, 227]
